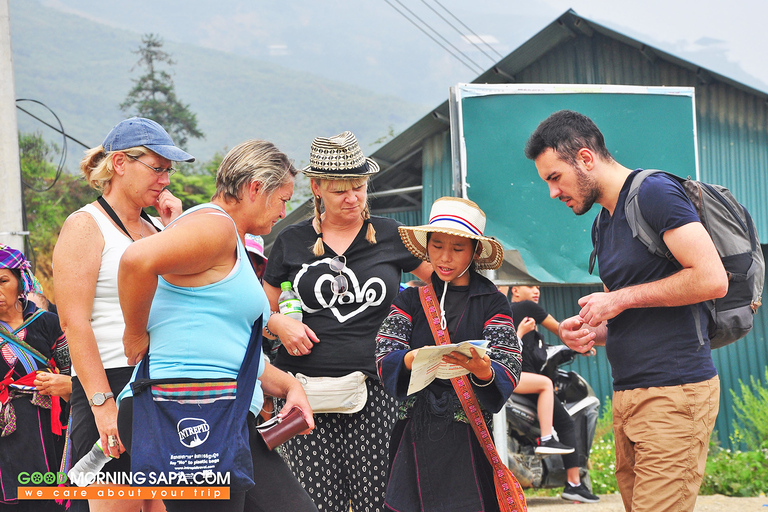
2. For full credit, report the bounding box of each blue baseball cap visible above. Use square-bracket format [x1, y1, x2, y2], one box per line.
[101, 117, 195, 162]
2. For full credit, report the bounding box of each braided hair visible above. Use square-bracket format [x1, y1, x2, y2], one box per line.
[311, 177, 377, 256]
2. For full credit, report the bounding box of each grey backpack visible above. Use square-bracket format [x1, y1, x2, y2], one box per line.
[589, 169, 764, 349]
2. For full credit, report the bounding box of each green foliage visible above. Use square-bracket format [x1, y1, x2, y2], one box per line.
[588, 397, 619, 495]
[20, 132, 97, 293]
[120, 34, 204, 149]
[730, 367, 768, 450]
[594, 396, 614, 442]
[700, 441, 768, 496]
[11, 1, 424, 167]
[164, 172, 217, 212]
[370, 125, 396, 146]
[574, 388, 768, 498]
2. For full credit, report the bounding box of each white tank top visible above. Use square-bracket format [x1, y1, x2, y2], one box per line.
[70, 204, 160, 374]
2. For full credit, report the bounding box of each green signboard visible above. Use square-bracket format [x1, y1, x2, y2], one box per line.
[452, 84, 698, 284]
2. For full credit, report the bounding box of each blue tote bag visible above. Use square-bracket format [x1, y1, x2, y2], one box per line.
[129, 317, 263, 492]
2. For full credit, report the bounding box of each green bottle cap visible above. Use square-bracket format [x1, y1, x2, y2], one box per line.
[281, 281, 292, 291]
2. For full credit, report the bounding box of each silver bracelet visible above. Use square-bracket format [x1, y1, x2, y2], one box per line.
[469, 367, 495, 387]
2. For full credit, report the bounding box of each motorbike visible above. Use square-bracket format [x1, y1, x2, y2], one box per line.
[504, 344, 600, 489]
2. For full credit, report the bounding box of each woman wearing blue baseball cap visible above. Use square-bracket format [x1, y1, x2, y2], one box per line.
[52, 117, 193, 512]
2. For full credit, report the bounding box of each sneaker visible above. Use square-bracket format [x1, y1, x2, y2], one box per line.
[534, 437, 575, 455]
[561, 483, 600, 503]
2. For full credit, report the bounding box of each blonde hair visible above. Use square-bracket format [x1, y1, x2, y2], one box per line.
[310, 177, 376, 256]
[213, 139, 296, 203]
[80, 145, 148, 192]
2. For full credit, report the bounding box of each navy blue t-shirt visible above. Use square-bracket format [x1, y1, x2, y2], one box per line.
[592, 170, 717, 391]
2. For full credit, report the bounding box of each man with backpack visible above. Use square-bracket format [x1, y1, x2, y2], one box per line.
[525, 110, 728, 512]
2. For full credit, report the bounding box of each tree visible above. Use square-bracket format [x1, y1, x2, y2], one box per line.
[20, 132, 97, 296]
[120, 34, 204, 149]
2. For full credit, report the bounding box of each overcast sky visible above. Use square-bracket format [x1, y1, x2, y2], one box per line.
[34, 0, 768, 105]
[540, 0, 768, 89]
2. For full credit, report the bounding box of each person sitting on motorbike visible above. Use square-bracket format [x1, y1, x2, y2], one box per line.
[511, 284, 600, 504]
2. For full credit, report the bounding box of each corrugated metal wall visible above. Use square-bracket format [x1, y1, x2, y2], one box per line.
[511, 32, 768, 448]
[422, 131, 455, 220]
[697, 83, 768, 234]
[537, 277, 768, 449]
[536, 285, 613, 409]
[377, 209, 421, 227]
[517, 32, 768, 235]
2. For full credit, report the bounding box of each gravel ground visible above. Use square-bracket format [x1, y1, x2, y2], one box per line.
[526, 493, 768, 511]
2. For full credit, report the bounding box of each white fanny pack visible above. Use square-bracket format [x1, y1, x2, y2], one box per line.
[294, 371, 368, 414]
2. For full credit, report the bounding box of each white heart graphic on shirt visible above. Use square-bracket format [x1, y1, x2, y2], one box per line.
[294, 259, 387, 323]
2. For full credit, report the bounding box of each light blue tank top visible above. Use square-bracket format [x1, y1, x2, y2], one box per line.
[119, 203, 270, 414]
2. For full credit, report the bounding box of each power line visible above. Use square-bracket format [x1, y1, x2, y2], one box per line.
[433, 0, 504, 59]
[15, 99, 70, 192]
[390, 0, 485, 73]
[419, 0, 498, 65]
[383, 0, 484, 75]
[16, 103, 91, 150]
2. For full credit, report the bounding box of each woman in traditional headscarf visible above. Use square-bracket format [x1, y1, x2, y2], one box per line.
[0, 245, 70, 511]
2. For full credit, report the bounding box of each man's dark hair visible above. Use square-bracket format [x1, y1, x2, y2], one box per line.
[524, 110, 614, 166]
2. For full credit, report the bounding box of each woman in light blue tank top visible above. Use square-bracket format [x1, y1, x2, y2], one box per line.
[116, 140, 317, 512]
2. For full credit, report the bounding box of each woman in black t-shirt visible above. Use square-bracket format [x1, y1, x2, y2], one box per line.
[263, 132, 432, 512]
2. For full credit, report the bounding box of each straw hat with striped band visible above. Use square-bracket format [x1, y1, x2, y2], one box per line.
[302, 131, 380, 179]
[398, 197, 504, 270]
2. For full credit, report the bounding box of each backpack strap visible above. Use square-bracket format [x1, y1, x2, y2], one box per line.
[591, 170, 710, 349]
[626, 170, 677, 262]
[589, 170, 678, 274]
[630, 171, 709, 348]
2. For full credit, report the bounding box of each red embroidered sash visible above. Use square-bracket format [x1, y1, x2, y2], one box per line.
[419, 284, 527, 512]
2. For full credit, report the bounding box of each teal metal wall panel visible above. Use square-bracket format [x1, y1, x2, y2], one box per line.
[697, 84, 768, 240]
[511, 33, 768, 447]
[709, 245, 768, 448]
[421, 131, 454, 221]
[378, 210, 423, 284]
[534, 286, 615, 412]
[534, 271, 768, 448]
[377, 209, 422, 227]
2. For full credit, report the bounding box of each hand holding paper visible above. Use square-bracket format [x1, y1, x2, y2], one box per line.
[407, 340, 490, 395]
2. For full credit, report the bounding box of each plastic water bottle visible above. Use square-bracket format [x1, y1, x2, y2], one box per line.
[278, 281, 303, 321]
[67, 440, 111, 486]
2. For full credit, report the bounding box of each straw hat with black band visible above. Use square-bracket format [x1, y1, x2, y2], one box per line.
[398, 197, 504, 329]
[303, 131, 380, 256]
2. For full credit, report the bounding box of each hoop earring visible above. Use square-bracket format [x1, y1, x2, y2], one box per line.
[15, 300, 23, 313]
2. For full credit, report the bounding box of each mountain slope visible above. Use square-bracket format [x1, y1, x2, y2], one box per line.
[9, 0, 427, 167]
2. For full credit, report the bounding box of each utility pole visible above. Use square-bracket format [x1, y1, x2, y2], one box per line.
[0, 0, 25, 250]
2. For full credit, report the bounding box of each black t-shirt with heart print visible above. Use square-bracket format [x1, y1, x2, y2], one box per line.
[264, 216, 422, 378]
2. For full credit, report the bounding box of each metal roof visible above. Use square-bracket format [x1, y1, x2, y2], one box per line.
[368, 8, 768, 174]
[265, 8, 768, 253]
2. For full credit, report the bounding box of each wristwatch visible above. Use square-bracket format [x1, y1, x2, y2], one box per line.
[89, 391, 114, 407]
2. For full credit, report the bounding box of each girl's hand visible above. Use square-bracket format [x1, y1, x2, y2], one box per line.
[443, 347, 493, 381]
[404, 349, 420, 370]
